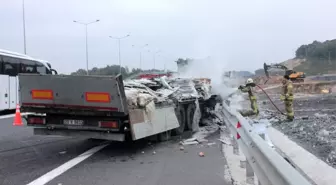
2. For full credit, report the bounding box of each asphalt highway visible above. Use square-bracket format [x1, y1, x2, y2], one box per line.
[0, 114, 229, 185]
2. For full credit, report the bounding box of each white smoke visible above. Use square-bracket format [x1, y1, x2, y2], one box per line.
[175, 57, 245, 110]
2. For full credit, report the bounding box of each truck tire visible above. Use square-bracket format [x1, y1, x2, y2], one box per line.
[125, 132, 133, 142]
[172, 105, 186, 135]
[186, 103, 196, 130]
[158, 130, 172, 141]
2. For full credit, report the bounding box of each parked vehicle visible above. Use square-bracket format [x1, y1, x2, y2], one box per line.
[0, 49, 57, 112]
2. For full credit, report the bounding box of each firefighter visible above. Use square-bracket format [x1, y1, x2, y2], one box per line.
[280, 75, 294, 121]
[238, 78, 259, 116]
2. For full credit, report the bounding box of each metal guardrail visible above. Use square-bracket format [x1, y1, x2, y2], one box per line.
[219, 103, 312, 185]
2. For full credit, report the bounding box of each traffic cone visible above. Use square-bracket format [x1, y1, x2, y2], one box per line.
[13, 104, 23, 126]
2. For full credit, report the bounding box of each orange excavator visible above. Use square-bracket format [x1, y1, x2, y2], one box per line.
[264, 62, 306, 83]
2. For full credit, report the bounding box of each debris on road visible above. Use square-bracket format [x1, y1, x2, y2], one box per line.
[181, 121, 220, 146]
[218, 138, 231, 145]
[181, 141, 199, 146]
[207, 142, 216, 146]
[199, 152, 205, 157]
[59, 151, 67, 155]
[196, 138, 208, 144]
[184, 138, 197, 142]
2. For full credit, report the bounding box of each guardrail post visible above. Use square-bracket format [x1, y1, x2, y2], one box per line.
[246, 159, 255, 184]
[232, 135, 239, 155]
[221, 105, 313, 185]
[257, 130, 266, 185]
[233, 121, 242, 155]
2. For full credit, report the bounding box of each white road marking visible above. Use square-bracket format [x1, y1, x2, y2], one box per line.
[27, 144, 109, 185]
[0, 113, 31, 120]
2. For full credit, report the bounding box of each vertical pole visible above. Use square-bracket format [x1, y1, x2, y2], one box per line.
[22, 0, 27, 54]
[232, 136, 239, 155]
[153, 54, 156, 69]
[246, 160, 254, 184]
[118, 39, 121, 74]
[139, 52, 142, 69]
[258, 133, 266, 185]
[85, 25, 89, 75]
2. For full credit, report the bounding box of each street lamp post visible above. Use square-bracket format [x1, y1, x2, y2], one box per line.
[132, 44, 148, 69]
[109, 35, 130, 74]
[158, 54, 169, 71]
[153, 50, 161, 69]
[73, 19, 100, 75]
[22, 0, 27, 54]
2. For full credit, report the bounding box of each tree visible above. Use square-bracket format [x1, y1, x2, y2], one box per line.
[295, 39, 336, 61]
[296, 45, 308, 58]
[71, 65, 171, 79]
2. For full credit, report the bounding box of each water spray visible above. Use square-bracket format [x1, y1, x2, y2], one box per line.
[223, 84, 286, 116]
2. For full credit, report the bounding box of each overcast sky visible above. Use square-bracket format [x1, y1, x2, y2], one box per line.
[1, 0, 336, 74]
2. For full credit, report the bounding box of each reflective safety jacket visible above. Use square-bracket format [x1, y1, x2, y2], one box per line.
[282, 80, 293, 101]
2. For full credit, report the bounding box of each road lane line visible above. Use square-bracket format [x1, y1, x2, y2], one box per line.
[0, 113, 31, 120]
[27, 143, 109, 185]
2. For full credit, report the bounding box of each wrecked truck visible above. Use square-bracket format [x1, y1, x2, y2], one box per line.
[132, 77, 223, 132]
[18, 74, 221, 142]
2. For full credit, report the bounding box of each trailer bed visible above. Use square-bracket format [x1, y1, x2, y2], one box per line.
[19, 74, 128, 116]
[18, 74, 180, 141]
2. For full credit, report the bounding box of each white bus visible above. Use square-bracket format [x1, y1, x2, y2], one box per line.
[0, 49, 57, 112]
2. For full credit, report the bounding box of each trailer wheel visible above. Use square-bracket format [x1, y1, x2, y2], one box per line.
[172, 105, 186, 135]
[186, 103, 196, 131]
[125, 132, 133, 142]
[158, 130, 172, 141]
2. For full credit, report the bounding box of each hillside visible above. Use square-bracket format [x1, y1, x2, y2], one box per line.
[255, 39, 336, 76]
[294, 39, 336, 75]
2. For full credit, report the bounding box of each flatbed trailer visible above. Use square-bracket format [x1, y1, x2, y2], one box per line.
[18, 74, 181, 141]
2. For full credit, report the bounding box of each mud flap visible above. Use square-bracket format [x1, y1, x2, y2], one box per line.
[158, 130, 172, 141]
[186, 103, 196, 131]
[172, 105, 186, 135]
[192, 99, 201, 132]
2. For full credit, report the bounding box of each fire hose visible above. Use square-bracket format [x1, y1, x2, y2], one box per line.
[224, 85, 286, 116]
[255, 84, 286, 115]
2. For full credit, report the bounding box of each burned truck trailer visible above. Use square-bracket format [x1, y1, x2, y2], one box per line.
[19, 74, 182, 141]
[18, 65, 222, 141]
